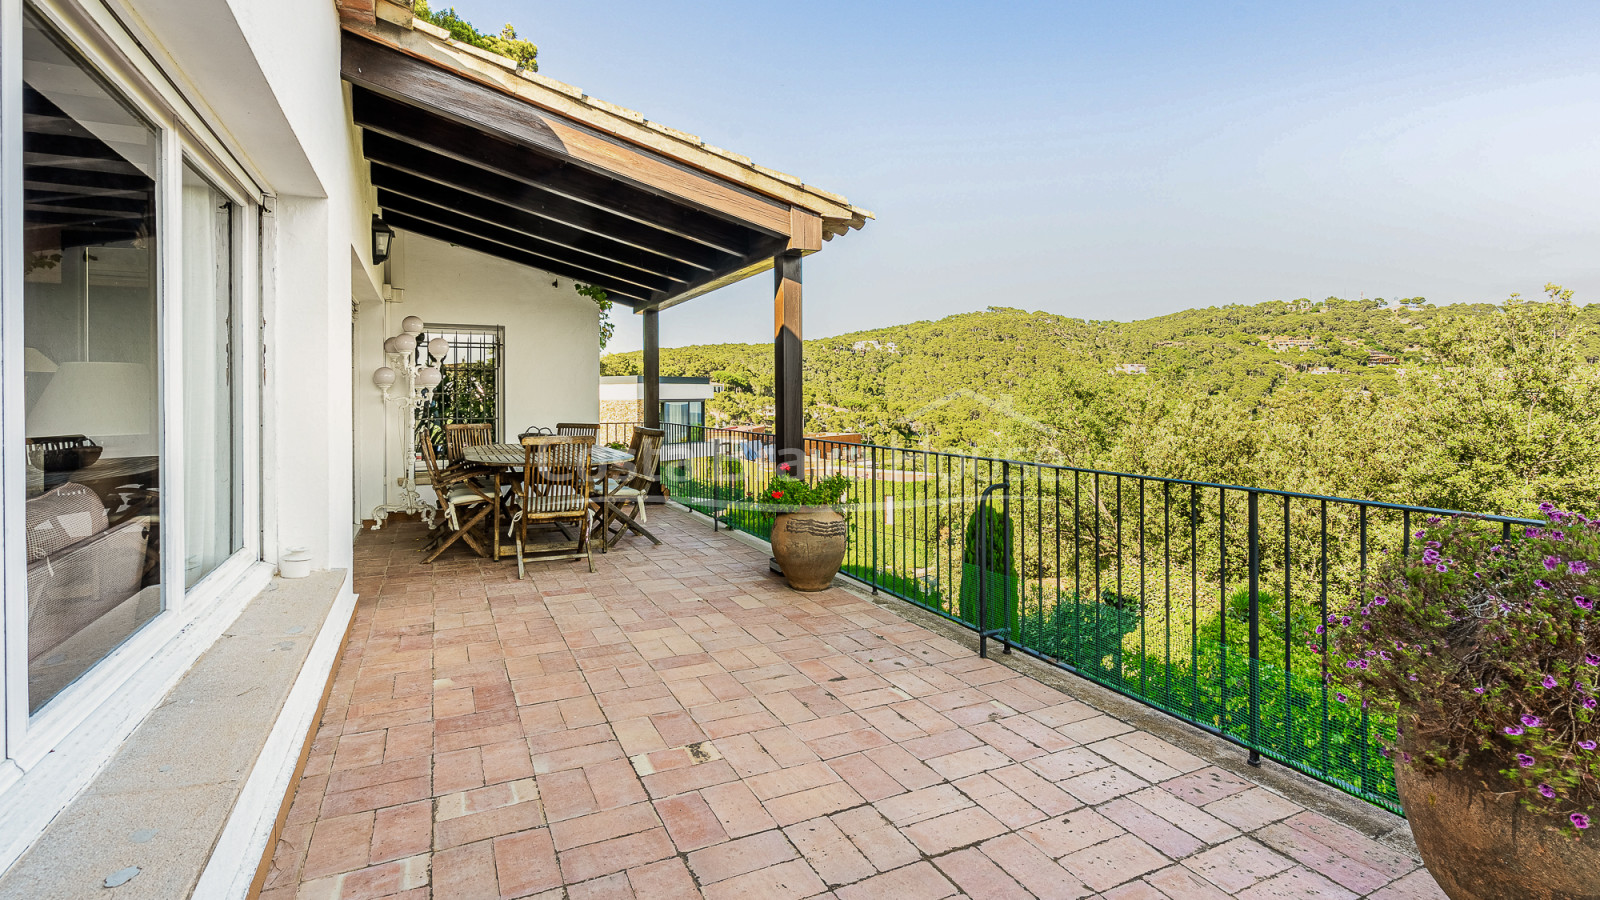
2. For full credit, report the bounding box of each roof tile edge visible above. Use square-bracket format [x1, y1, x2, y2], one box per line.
[349, 15, 870, 232]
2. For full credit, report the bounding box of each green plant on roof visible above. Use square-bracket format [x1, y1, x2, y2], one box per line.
[415, 1, 538, 72]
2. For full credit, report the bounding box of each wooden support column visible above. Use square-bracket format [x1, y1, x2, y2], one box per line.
[773, 251, 803, 478]
[643, 307, 661, 430]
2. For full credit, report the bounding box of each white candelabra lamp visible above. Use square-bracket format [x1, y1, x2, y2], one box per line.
[370, 315, 447, 528]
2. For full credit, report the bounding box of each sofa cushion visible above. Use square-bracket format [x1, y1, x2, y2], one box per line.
[26, 482, 107, 562]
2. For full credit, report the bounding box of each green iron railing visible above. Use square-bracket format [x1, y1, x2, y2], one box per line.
[602, 421, 1542, 815]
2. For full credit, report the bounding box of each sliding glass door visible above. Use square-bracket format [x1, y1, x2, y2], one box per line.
[181, 164, 239, 587]
[21, 9, 164, 712]
[10, 7, 250, 721]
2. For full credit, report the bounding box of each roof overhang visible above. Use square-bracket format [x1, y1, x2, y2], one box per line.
[339, 15, 870, 312]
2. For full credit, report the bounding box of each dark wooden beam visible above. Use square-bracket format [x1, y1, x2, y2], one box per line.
[773, 252, 804, 478]
[643, 309, 660, 431]
[23, 132, 145, 169]
[383, 212, 650, 306]
[24, 166, 152, 194]
[20, 209, 146, 228]
[342, 37, 790, 236]
[376, 190, 674, 294]
[370, 169, 700, 283]
[25, 191, 150, 214]
[350, 86, 765, 255]
[361, 134, 731, 269]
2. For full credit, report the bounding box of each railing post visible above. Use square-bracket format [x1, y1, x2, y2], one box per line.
[978, 490, 988, 659]
[870, 443, 879, 595]
[1247, 490, 1262, 766]
[1001, 461, 1012, 655]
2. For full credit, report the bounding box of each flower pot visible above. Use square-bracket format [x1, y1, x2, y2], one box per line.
[770, 508, 847, 591]
[1394, 730, 1599, 900]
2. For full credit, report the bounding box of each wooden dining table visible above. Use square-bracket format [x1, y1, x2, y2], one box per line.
[462, 442, 634, 561]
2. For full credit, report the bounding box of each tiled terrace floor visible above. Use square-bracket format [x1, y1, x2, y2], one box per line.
[264, 506, 1446, 899]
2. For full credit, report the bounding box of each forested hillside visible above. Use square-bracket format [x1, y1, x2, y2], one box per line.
[603, 289, 1600, 517]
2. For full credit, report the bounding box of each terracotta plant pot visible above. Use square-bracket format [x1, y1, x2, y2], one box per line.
[1394, 732, 1600, 900]
[770, 508, 848, 591]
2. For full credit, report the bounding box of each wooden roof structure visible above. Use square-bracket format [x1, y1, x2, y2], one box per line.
[338, 1, 871, 312]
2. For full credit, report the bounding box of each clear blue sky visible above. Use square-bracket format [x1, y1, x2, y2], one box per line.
[455, 1, 1600, 354]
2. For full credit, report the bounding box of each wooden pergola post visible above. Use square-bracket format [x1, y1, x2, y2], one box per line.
[642, 307, 660, 430]
[773, 251, 803, 478]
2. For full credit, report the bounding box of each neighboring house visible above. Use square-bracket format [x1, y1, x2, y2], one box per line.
[599, 376, 716, 442]
[851, 339, 898, 353]
[1367, 352, 1401, 366]
[1265, 335, 1317, 351]
[0, 0, 868, 890]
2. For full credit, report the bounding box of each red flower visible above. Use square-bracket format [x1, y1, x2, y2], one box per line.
[780, 463, 793, 473]
[772, 490, 784, 499]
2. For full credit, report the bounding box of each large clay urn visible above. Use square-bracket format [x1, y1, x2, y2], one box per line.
[1394, 727, 1600, 900]
[770, 508, 848, 591]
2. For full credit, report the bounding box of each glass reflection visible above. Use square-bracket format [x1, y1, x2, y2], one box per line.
[22, 10, 163, 712]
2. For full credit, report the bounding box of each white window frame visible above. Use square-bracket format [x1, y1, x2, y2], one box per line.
[1, 0, 266, 773]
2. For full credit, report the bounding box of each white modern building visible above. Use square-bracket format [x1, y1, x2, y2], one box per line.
[599, 375, 717, 439]
[0, 0, 869, 892]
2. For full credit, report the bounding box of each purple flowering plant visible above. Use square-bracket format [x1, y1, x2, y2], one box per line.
[1327, 505, 1600, 832]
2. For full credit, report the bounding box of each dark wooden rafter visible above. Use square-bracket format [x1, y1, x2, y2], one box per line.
[340, 28, 848, 311]
[25, 190, 149, 211]
[24, 165, 151, 194]
[377, 189, 674, 294]
[365, 157, 712, 278]
[383, 211, 650, 306]
[342, 36, 790, 233]
[348, 85, 768, 256]
[21, 86, 152, 239]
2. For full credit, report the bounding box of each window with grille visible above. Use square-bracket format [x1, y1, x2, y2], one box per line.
[416, 324, 504, 454]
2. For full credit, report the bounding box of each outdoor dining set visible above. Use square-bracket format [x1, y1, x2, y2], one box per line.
[416, 422, 664, 575]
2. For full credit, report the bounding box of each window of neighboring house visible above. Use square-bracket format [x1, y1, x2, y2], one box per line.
[660, 400, 705, 443]
[416, 324, 504, 457]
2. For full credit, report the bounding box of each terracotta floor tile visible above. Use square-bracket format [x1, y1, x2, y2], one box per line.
[300, 811, 374, 880]
[371, 800, 433, 864]
[264, 508, 1439, 900]
[977, 833, 1091, 900]
[835, 861, 958, 900]
[625, 857, 701, 900]
[935, 847, 1033, 900]
[557, 827, 677, 883]
[784, 816, 875, 887]
[1060, 832, 1169, 891]
[489, 829, 560, 899]
[686, 828, 798, 884]
[433, 840, 499, 900]
[656, 792, 731, 852]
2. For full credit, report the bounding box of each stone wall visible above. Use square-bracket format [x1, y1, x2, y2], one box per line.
[600, 399, 644, 425]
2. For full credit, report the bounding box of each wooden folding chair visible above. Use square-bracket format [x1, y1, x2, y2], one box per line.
[418, 438, 496, 563]
[509, 435, 595, 577]
[597, 426, 664, 549]
[444, 422, 494, 464]
[555, 422, 599, 438]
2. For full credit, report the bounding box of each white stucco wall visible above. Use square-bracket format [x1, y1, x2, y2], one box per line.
[353, 230, 601, 520]
[128, 0, 385, 569]
[600, 381, 717, 402]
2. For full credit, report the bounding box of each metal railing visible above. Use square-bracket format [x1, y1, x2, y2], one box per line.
[599, 420, 1542, 814]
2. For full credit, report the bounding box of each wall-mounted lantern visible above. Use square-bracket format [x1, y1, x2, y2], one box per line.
[372, 215, 396, 264]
